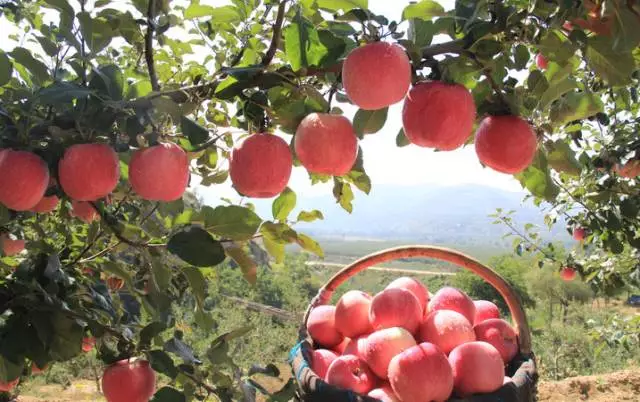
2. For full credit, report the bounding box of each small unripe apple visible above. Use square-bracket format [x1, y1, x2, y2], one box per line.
[229, 133, 292, 198]
[402, 81, 476, 151]
[59, 144, 120, 201]
[102, 358, 156, 402]
[0, 149, 50, 211]
[1, 234, 25, 257]
[342, 41, 411, 110]
[474, 115, 537, 174]
[129, 143, 189, 201]
[294, 113, 358, 176]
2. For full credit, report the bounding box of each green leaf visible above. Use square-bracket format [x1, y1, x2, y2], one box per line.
[549, 91, 604, 126]
[89, 64, 124, 101]
[37, 82, 93, 104]
[585, 36, 635, 86]
[151, 387, 186, 402]
[537, 65, 577, 111]
[513, 45, 530, 70]
[184, 4, 240, 23]
[333, 181, 354, 213]
[149, 350, 179, 379]
[262, 237, 285, 263]
[150, 254, 172, 289]
[611, 7, 640, 52]
[546, 140, 581, 176]
[272, 187, 297, 222]
[225, 245, 258, 285]
[402, 1, 445, 21]
[396, 128, 410, 147]
[167, 226, 226, 267]
[9, 47, 50, 85]
[182, 266, 207, 308]
[204, 205, 262, 240]
[77, 12, 114, 54]
[284, 13, 335, 71]
[42, 0, 75, 20]
[181, 116, 209, 146]
[0, 354, 23, 383]
[408, 19, 435, 47]
[353, 108, 388, 137]
[515, 151, 560, 202]
[296, 210, 324, 222]
[538, 30, 577, 64]
[317, 0, 367, 12]
[0, 51, 12, 87]
[296, 233, 324, 257]
[140, 322, 167, 347]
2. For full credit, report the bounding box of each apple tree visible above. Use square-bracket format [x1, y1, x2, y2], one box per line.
[0, 0, 639, 400]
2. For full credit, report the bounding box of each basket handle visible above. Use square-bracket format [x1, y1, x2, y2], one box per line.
[303, 245, 532, 355]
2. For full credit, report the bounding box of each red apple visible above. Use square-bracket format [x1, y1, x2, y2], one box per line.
[560, 267, 577, 281]
[294, 113, 358, 176]
[428, 287, 476, 324]
[70, 200, 100, 223]
[342, 334, 368, 360]
[0, 149, 50, 211]
[370, 288, 422, 333]
[59, 143, 120, 201]
[364, 327, 416, 379]
[535, 53, 548, 70]
[388, 342, 453, 402]
[368, 383, 400, 402]
[402, 81, 476, 151]
[419, 310, 476, 355]
[448, 341, 504, 397]
[335, 290, 373, 338]
[0, 377, 19, 392]
[385, 276, 429, 313]
[616, 159, 640, 178]
[310, 349, 338, 379]
[473, 300, 501, 324]
[102, 358, 156, 402]
[342, 41, 411, 110]
[573, 227, 587, 241]
[306, 305, 343, 348]
[473, 318, 519, 364]
[229, 133, 292, 198]
[325, 355, 376, 394]
[332, 338, 350, 355]
[30, 195, 60, 213]
[474, 115, 537, 174]
[0, 234, 25, 257]
[107, 276, 124, 291]
[129, 143, 189, 201]
[82, 336, 95, 352]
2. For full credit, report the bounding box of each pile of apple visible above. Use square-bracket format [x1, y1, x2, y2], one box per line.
[306, 277, 520, 402]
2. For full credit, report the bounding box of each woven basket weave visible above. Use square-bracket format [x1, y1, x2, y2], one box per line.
[289, 245, 538, 401]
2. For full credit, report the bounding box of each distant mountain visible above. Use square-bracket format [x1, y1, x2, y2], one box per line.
[251, 184, 568, 247]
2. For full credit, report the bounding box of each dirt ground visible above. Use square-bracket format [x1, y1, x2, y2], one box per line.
[17, 367, 640, 401]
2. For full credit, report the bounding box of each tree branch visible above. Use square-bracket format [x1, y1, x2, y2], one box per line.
[145, 0, 160, 92]
[422, 39, 465, 58]
[261, 0, 288, 66]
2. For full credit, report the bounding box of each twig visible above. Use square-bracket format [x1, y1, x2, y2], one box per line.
[189, 131, 226, 153]
[260, 0, 288, 66]
[464, 51, 510, 109]
[145, 0, 160, 91]
[422, 39, 465, 57]
[80, 0, 87, 86]
[65, 229, 105, 268]
[498, 216, 557, 261]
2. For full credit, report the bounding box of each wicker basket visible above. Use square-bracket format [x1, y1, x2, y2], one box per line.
[289, 245, 538, 402]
